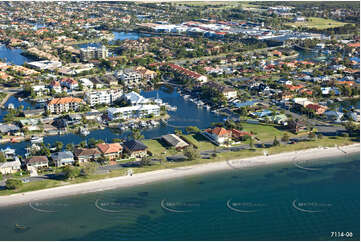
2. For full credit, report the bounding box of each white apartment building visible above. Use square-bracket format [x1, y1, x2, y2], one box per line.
[107, 105, 160, 120]
[47, 97, 84, 114]
[80, 45, 108, 61]
[116, 69, 142, 86]
[85, 89, 123, 107]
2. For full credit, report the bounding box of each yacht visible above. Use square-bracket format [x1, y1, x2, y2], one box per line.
[80, 128, 90, 136]
[30, 136, 43, 144]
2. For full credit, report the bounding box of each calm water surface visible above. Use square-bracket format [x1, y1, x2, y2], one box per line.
[0, 153, 359, 240]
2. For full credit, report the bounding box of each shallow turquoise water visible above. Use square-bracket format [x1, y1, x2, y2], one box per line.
[0, 153, 359, 241]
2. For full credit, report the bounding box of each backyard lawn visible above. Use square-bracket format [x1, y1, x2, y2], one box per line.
[143, 139, 168, 155]
[182, 133, 216, 151]
[240, 122, 294, 141]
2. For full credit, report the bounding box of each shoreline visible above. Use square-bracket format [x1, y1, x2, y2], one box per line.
[0, 143, 359, 207]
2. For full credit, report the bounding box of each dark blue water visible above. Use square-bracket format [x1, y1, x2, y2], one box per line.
[0, 96, 36, 122]
[0, 153, 359, 240]
[0, 88, 225, 156]
[0, 45, 33, 65]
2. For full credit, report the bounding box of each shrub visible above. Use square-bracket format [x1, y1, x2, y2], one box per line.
[6, 179, 23, 190]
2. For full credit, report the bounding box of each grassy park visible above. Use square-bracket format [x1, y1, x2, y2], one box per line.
[286, 17, 350, 30]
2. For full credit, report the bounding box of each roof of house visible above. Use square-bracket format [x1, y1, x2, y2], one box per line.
[231, 129, 252, 137]
[26, 156, 49, 164]
[52, 151, 74, 160]
[161, 134, 189, 148]
[74, 148, 101, 157]
[96, 143, 123, 154]
[206, 127, 232, 137]
[123, 140, 148, 152]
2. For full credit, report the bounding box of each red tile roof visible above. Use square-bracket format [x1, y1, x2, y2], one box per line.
[206, 127, 232, 137]
[48, 97, 83, 105]
[96, 143, 123, 154]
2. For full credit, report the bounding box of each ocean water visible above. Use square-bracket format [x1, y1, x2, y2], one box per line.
[0, 152, 359, 241]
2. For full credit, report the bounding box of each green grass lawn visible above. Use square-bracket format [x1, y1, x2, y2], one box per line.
[0, 137, 356, 196]
[286, 17, 349, 30]
[183, 133, 216, 151]
[143, 139, 168, 155]
[240, 122, 294, 141]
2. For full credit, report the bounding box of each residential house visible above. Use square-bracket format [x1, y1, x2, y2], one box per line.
[324, 110, 343, 122]
[0, 148, 21, 174]
[49, 80, 62, 93]
[305, 103, 328, 115]
[96, 143, 123, 161]
[51, 151, 75, 167]
[23, 109, 44, 118]
[123, 91, 151, 105]
[123, 140, 148, 159]
[101, 74, 118, 86]
[60, 77, 78, 90]
[0, 159, 21, 174]
[231, 129, 252, 140]
[135, 66, 157, 80]
[25, 156, 49, 170]
[161, 134, 189, 150]
[203, 127, 232, 145]
[32, 85, 48, 96]
[287, 120, 307, 133]
[0, 124, 20, 135]
[73, 148, 101, 163]
[79, 78, 94, 89]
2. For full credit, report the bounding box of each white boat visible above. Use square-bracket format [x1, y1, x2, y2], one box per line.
[183, 95, 190, 100]
[30, 136, 43, 144]
[80, 128, 90, 136]
[7, 103, 15, 110]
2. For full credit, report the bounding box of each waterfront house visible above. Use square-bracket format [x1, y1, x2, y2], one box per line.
[51, 151, 75, 167]
[123, 91, 150, 106]
[123, 140, 148, 159]
[47, 97, 84, 114]
[74, 148, 101, 163]
[203, 127, 232, 145]
[25, 156, 49, 170]
[96, 143, 123, 161]
[107, 105, 160, 120]
[23, 109, 44, 118]
[0, 148, 21, 174]
[0, 124, 20, 135]
[0, 159, 21, 175]
[161, 134, 189, 150]
[32, 85, 48, 96]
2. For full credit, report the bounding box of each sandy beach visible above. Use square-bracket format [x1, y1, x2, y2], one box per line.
[0, 143, 359, 207]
